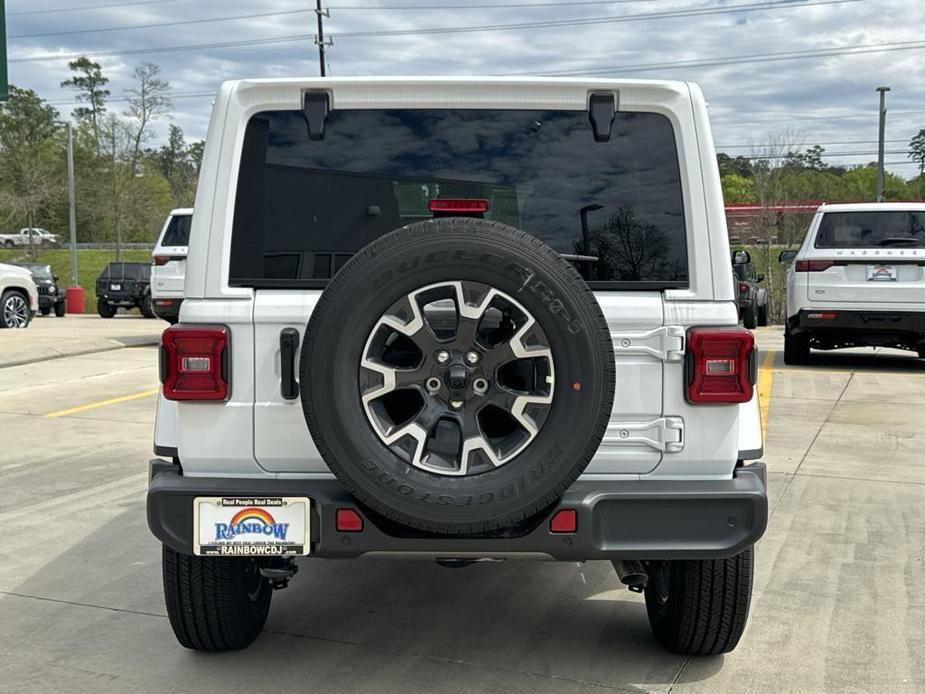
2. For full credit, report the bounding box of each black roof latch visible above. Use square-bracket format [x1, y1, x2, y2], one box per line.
[303, 91, 330, 141]
[588, 92, 617, 143]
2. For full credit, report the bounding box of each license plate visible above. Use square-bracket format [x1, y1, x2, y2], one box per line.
[110, 283, 121, 290]
[193, 497, 311, 557]
[867, 265, 897, 282]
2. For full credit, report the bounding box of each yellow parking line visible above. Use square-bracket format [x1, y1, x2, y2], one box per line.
[758, 350, 775, 443]
[46, 388, 159, 418]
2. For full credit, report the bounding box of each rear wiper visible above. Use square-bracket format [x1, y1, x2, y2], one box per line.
[877, 237, 923, 247]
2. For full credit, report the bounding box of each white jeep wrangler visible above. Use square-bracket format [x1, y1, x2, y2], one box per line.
[147, 77, 767, 656]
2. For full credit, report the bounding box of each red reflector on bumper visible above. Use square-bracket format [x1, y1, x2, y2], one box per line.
[806, 312, 837, 320]
[549, 509, 577, 533]
[335, 508, 363, 532]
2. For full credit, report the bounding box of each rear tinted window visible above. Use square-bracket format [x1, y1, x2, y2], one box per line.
[100, 263, 149, 280]
[161, 214, 191, 247]
[229, 108, 688, 288]
[815, 211, 925, 248]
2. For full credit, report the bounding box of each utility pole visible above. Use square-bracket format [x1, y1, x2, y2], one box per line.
[66, 121, 78, 287]
[876, 86, 890, 202]
[314, 0, 331, 77]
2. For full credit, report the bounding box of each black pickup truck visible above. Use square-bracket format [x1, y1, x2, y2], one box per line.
[95, 262, 156, 318]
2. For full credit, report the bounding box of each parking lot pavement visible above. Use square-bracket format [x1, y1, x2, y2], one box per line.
[0, 313, 166, 368]
[1, 327, 923, 693]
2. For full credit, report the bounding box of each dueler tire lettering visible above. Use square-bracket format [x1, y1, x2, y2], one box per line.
[301, 218, 615, 535]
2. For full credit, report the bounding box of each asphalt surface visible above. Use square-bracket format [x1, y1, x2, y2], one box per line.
[1, 321, 923, 693]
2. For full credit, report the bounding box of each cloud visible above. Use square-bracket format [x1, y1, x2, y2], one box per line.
[6, 0, 924, 176]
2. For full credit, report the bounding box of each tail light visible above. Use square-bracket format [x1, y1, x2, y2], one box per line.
[738, 281, 749, 294]
[427, 198, 489, 214]
[685, 328, 755, 404]
[160, 325, 229, 401]
[152, 256, 169, 266]
[795, 259, 834, 272]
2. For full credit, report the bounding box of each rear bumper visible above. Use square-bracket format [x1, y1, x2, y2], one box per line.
[152, 297, 182, 321]
[789, 309, 925, 346]
[147, 460, 768, 561]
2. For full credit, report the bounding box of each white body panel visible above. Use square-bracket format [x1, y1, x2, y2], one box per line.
[151, 209, 192, 300]
[158, 77, 755, 482]
[787, 203, 925, 318]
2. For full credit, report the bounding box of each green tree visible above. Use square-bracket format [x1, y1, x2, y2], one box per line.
[60, 57, 109, 154]
[910, 129, 925, 177]
[721, 173, 755, 203]
[154, 124, 197, 206]
[0, 86, 64, 260]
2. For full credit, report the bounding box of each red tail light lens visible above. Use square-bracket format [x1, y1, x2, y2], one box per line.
[686, 328, 755, 404]
[160, 326, 229, 401]
[427, 198, 489, 213]
[335, 508, 364, 532]
[795, 259, 834, 272]
[549, 509, 577, 533]
[738, 282, 749, 294]
[152, 256, 169, 266]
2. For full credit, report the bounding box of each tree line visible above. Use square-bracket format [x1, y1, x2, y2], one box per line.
[0, 57, 202, 258]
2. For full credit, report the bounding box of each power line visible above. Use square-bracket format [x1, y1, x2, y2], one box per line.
[717, 139, 909, 149]
[523, 39, 925, 76]
[7, 0, 181, 17]
[9, 0, 859, 62]
[737, 149, 909, 161]
[328, 0, 657, 7]
[10, 8, 315, 40]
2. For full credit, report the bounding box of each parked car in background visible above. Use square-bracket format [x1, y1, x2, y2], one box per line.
[782, 202, 925, 364]
[732, 250, 768, 328]
[151, 208, 192, 324]
[95, 262, 156, 318]
[12, 263, 66, 317]
[0, 263, 39, 328]
[0, 228, 60, 248]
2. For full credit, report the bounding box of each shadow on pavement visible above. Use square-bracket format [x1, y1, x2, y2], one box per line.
[8, 503, 725, 692]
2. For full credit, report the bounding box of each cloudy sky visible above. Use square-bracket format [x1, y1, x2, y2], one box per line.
[5, 0, 924, 177]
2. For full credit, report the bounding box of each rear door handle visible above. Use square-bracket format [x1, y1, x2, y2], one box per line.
[279, 328, 300, 400]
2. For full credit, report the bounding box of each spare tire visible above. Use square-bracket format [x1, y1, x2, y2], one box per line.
[301, 219, 615, 534]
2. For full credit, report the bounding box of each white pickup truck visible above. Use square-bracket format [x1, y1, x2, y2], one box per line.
[0, 228, 60, 248]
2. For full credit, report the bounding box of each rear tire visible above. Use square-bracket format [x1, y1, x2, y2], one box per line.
[644, 546, 754, 656]
[784, 327, 810, 365]
[39, 306, 51, 316]
[139, 293, 156, 319]
[54, 301, 66, 317]
[742, 302, 758, 330]
[97, 299, 116, 318]
[757, 304, 768, 327]
[161, 545, 272, 652]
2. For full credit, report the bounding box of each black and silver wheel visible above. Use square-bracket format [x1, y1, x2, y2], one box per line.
[644, 546, 754, 655]
[302, 218, 615, 534]
[0, 290, 31, 328]
[360, 280, 554, 477]
[161, 545, 272, 651]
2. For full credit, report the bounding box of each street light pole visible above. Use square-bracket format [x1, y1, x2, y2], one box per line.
[876, 86, 891, 202]
[65, 121, 78, 287]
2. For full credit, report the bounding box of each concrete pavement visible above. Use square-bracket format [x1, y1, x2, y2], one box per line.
[0, 313, 166, 368]
[0, 328, 923, 693]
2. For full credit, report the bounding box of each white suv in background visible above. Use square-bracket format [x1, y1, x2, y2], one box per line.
[783, 203, 925, 364]
[0, 263, 39, 328]
[147, 77, 767, 656]
[151, 208, 192, 324]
